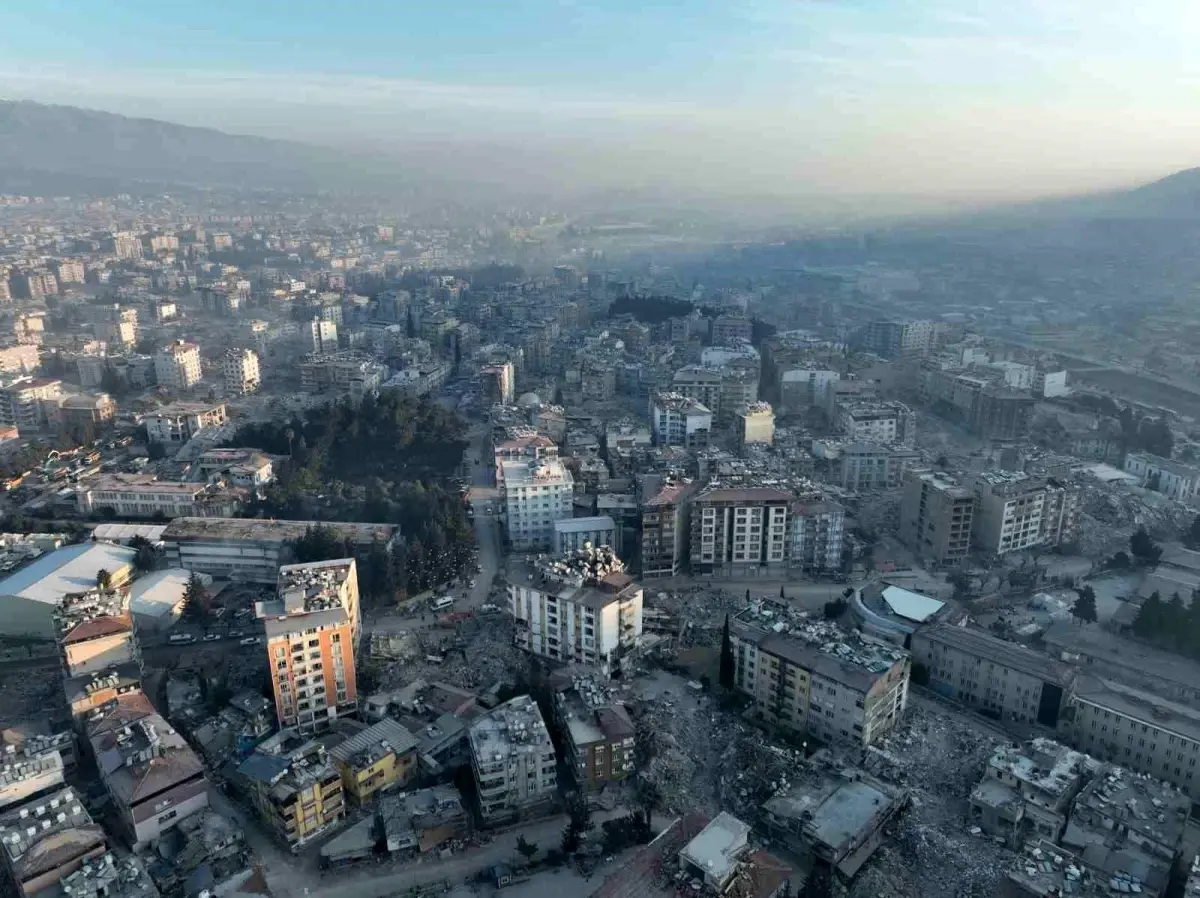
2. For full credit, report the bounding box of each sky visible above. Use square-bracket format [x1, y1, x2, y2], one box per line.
[2, 0, 1200, 209]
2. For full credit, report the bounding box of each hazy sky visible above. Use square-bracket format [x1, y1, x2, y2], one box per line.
[2, 0, 1199, 206]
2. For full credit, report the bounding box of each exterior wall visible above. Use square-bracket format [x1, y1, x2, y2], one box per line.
[787, 505, 845, 572]
[336, 749, 418, 804]
[268, 619, 358, 731]
[63, 632, 136, 677]
[641, 502, 687, 578]
[167, 537, 283, 582]
[127, 780, 209, 848]
[690, 499, 790, 575]
[900, 474, 975, 565]
[508, 584, 642, 676]
[78, 484, 206, 518]
[1124, 453, 1200, 503]
[251, 769, 344, 848]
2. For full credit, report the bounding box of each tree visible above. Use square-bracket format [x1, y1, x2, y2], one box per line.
[1131, 527, 1163, 566]
[1185, 515, 1200, 550]
[1133, 591, 1166, 638]
[718, 614, 735, 690]
[1071, 586, 1098, 625]
[803, 860, 833, 898]
[96, 569, 112, 591]
[130, 535, 157, 573]
[823, 599, 848, 620]
[515, 836, 538, 863]
[405, 306, 417, 339]
[779, 585, 786, 600]
[1109, 551, 1131, 570]
[561, 797, 591, 855]
[181, 573, 211, 626]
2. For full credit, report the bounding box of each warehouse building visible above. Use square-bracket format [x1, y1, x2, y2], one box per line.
[0, 542, 135, 638]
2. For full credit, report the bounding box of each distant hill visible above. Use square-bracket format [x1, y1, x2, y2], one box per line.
[0, 99, 405, 194]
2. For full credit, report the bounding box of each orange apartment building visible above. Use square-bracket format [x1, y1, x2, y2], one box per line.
[257, 558, 360, 733]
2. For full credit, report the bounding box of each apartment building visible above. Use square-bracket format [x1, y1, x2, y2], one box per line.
[779, 367, 840, 413]
[468, 696, 557, 824]
[113, 232, 143, 260]
[920, 367, 1035, 440]
[327, 718, 419, 805]
[222, 348, 261, 395]
[144, 401, 228, 444]
[307, 318, 339, 355]
[1124, 452, 1200, 504]
[640, 480, 694, 578]
[689, 486, 792, 577]
[54, 590, 139, 680]
[812, 440, 922, 493]
[552, 676, 635, 791]
[76, 473, 242, 519]
[711, 315, 753, 345]
[55, 259, 86, 284]
[969, 739, 1093, 846]
[900, 471, 975, 566]
[154, 341, 202, 392]
[300, 355, 386, 394]
[502, 459, 574, 552]
[972, 472, 1080, 556]
[911, 624, 1075, 727]
[480, 362, 515, 405]
[0, 377, 64, 432]
[493, 430, 558, 486]
[730, 607, 910, 747]
[57, 393, 117, 435]
[787, 497, 845, 573]
[671, 367, 724, 419]
[837, 400, 915, 445]
[554, 516, 616, 554]
[865, 320, 940, 359]
[19, 269, 58, 300]
[0, 345, 39, 375]
[1069, 676, 1200, 803]
[649, 392, 712, 448]
[737, 402, 775, 450]
[87, 699, 208, 848]
[507, 546, 643, 678]
[258, 559, 360, 732]
[0, 786, 105, 898]
[0, 751, 64, 814]
[238, 734, 344, 850]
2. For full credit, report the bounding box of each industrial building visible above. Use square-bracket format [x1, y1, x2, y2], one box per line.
[911, 624, 1075, 727]
[0, 542, 135, 638]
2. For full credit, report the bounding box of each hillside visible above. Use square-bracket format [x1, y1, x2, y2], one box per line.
[0, 99, 404, 194]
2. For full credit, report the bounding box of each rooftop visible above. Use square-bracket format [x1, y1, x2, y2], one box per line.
[679, 812, 750, 886]
[1074, 676, 1200, 747]
[55, 591, 132, 644]
[652, 392, 712, 415]
[128, 569, 194, 620]
[733, 603, 908, 692]
[509, 547, 640, 612]
[276, 558, 355, 615]
[880, 586, 944, 623]
[1043, 622, 1200, 694]
[1069, 763, 1189, 851]
[500, 459, 573, 488]
[162, 517, 395, 546]
[147, 401, 223, 418]
[56, 851, 159, 898]
[90, 711, 204, 808]
[1004, 840, 1106, 898]
[693, 486, 794, 504]
[468, 696, 553, 763]
[0, 542, 135, 607]
[328, 718, 417, 769]
[0, 787, 102, 880]
[986, 738, 1094, 798]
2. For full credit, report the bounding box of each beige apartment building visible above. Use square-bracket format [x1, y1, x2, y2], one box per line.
[222, 347, 261, 395]
[900, 471, 975, 566]
[144, 401, 227, 444]
[730, 608, 910, 747]
[154, 340, 203, 392]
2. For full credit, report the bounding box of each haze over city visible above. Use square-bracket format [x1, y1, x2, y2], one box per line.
[3, 0, 1200, 211]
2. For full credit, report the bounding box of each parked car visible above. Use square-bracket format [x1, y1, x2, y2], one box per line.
[168, 633, 196, 645]
[203, 633, 221, 642]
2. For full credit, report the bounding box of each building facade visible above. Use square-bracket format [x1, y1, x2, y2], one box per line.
[689, 487, 792, 576]
[468, 696, 557, 824]
[144, 401, 228, 444]
[502, 459, 574, 551]
[154, 341, 203, 392]
[900, 471, 975, 566]
[649, 392, 712, 448]
[222, 348, 261, 395]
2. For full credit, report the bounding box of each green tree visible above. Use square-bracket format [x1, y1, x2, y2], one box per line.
[1185, 515, 1200, 550]
[181, 573, 211, 626]
[1130, 527, 1163, 566]
[515, 836, 538, 863]
[1071, 586, 1098, 625]
[561, 797, 591, 855]
[718, 614, 735, 690]
[1133, 591, 1165, 638]
[130, 535, 157, 573]
[96, 569, 111, 591]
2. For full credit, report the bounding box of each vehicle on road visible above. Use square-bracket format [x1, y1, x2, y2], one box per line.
[431, 596, 456, 612]
[239, 636, 261, 646]
[168, 633, 196, 645]
[203, 633, 221, 642]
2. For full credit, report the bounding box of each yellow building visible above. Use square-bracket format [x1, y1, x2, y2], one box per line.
[237, 737, 344, 850]
[328, 718, 419, 804]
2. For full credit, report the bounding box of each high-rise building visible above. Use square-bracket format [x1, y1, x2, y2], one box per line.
[641, 480, 696, 578]
[900, 471, 975, 566]
[649, 392, 712, 448]
[737, 402, 775, 450]
[502, 459, 574, 551]
[787, 496, 845, 573]
[257, 559, 360, 732]
[971, 472, 1080, 557]
[154, 340, 203, 392]
[54, 259, 86, 284]
[480, 362, 515, 405]
[222, 348, 261, 395]
[507, 546, 643, 678]
[865, 320, 940, 358]
[19, 269, 58, 300]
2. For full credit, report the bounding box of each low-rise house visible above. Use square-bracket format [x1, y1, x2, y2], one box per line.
[0, 786, 106, 898]
[969, 739, 1095, 847]
[328, 719, 419, 805]
[236, 733, 344, 851]
[88, 698, 209, 848]
[377, 786, 468, 855]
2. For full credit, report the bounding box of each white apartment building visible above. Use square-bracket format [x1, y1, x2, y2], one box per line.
[469, 696, 557, 823]
[308, 318, 339, 354]
[507, 546, 643, 677]
[0, 345, 40, 375]
[730, 608, 910, 747]
[671, 367, 724, 419]
[1124, 452, 1200, 504]
[155, 340, 203, 392]
[650, 392, 712, 448]
[0, 377, 64, 432]
[502, 459, 574, 551]
[222, 348, 261, 395]
[113, 232, 143, 260]
[972, 472, 1080, 556]
[55, 259, 85, 284]
[689, 486, 792, 576]
[144, 401, 228, 444]
[837, 401, 915, 445]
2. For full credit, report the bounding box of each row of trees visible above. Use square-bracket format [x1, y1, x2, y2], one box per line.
[1132, 589, 1200, 658]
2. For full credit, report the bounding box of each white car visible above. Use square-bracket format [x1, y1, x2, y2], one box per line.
[203, 633, 221, 642]
[239, 636, 261, 646]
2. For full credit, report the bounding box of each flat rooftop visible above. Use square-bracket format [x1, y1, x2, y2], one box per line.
[680, 812, 749, 886]
[1074, 676, 1200, 745]
[468, 696, 553, 762]
[1042, 621, 1200, 693]
[163, 517, 395, 545]
[880, 585, 944, 623]
[277, 558, 355, 615]
[0, 542, 135, 607]
[918, 624, 1075, 686]
[500, 459, 573, 488]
